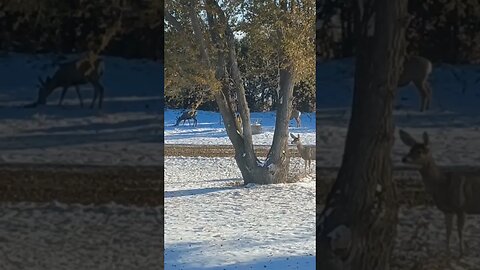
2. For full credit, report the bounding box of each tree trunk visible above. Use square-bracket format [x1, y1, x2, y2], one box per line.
[317, 0, 408, 269]
[203, 0, 293, 184]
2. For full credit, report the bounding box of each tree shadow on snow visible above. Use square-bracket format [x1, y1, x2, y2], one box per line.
[165, 241, 315, 270]
[0, 96, 162, 120]
[165, 185, 242, 198]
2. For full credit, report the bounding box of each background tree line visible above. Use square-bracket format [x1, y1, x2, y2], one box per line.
[165, 37, 316, 112]
[165, 1, 315, 113]
[0, 0, 163, 61]
[317, 0, 480, 63]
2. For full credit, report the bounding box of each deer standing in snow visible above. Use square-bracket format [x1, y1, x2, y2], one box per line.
[175, 109, 198, 127]
[399, 129, 480, 256]
[290, 109, 302, 127]
[398, 56, 433, 112]
[290, 133, 315, 173]
[26, 57, 105, 109]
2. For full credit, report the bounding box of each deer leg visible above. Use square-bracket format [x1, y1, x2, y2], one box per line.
[457, 212, 465, 256]
[98, 85, 104, 109]
[91, 81, 104, 109]
[413, 81, 427, 112]
[75, 86, 84, 108]
[59, 86, 68, 106]
[420, 93, 427, 112]
[445, 212, 454, 256]
[419, 91, 426, 112]
[90, 89, 98, 109]
[424, 81, 432, 111]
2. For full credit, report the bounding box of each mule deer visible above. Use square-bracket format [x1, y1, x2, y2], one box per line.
[28, 57, 105, 109]
[290, 109, 302, 127]
[175, 109, 198, 127]
[399, 129, 480, 256]
[398, 56, 433, 112]
[290, 133, 315, 172]
[235, 112, 243, 134]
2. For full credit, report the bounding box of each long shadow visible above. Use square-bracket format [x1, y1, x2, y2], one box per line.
[165, 241, 315, 270]
[165, 186, 241, 198]
[165, 129, 228, 141]
[317, 107, 480, 128]
[0, 126, 161, 151]
[27, 118, 158, 134]
[0, 96, 162, 121]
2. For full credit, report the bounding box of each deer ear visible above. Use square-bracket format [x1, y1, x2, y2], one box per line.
[399, 129, 417, 147]
[290, 133, 295, 139]
[423, 132, 429, 145]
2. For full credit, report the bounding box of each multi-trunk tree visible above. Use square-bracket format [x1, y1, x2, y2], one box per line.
[165, 0, 315, 184]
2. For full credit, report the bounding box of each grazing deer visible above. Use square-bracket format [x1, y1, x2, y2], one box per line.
[399, 129, 480, 256]
[290, 133, 315, 172]
[290, 109, 302, 127]
[175, 109, 198, 127]
[398, 56, 433, 112]
[29, 57, 105, 109]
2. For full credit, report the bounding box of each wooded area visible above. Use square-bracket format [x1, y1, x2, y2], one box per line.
[165, 1, 315, 113]
[0, 0, 163, 61]
[317, 0, 480, 63]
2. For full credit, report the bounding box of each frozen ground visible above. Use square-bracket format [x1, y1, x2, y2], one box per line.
[317, 59, 480, 167]
[164, 157, 316, 270]
[165, 109, 316, 146]
[0, 201, 162, 270]
[391, 206, 480, 270]
[0, 53, 163, 165]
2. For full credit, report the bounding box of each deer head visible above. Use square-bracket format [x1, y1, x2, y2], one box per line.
[399, 129, 431, 166]
[290, 133, 301, 144]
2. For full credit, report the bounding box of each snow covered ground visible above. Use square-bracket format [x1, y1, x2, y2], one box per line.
[0, 53, 164, 269]
[0, 52, 163, 165]
[392, 206, 480, 270]
[317, 59, 480, 167]
[0, 201, 163, 270]
[164, 157, 316, 270]
[165, 109, 316, 146]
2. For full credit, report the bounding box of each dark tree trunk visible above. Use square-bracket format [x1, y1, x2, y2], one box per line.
[317, 0, 409, 269]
